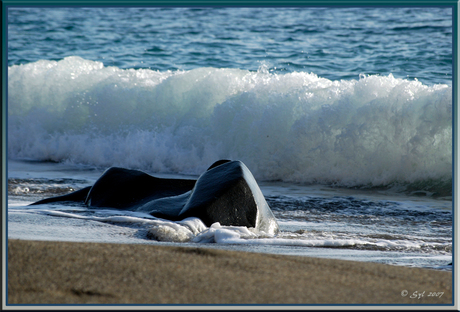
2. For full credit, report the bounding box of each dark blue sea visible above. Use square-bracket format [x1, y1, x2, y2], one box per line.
[7, 7, 453, 270]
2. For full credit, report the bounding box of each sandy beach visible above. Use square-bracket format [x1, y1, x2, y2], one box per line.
[6, 239, 452, 306]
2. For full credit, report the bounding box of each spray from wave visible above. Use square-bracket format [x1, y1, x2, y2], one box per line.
[8, 56, 452, 194]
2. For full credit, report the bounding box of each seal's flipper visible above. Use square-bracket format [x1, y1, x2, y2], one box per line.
[29, 186, 91, 205]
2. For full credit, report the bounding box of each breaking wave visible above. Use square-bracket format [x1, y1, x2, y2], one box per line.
[8, 56, 452, 193]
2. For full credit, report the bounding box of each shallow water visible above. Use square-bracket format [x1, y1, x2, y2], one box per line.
[7, 160, 452, 271]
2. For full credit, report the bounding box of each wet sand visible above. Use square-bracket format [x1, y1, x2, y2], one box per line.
[7, 239, 452, 305]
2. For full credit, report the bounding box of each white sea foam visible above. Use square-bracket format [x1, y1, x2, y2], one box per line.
[192, 222, 260, 243]
[31, 208, 207, 242]
[8, 56, 452, 188]
[189, 222, 447, 250]
[10, 205, 450, 254]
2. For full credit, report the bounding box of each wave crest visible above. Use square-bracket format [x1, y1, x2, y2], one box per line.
[8, 57, 452, 191]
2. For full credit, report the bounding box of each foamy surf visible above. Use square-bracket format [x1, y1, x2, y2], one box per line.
[8, 57, 452, 194]
[12, 203, 451, 256]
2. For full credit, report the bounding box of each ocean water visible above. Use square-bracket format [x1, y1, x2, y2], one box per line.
[7, 7, 453, 270]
